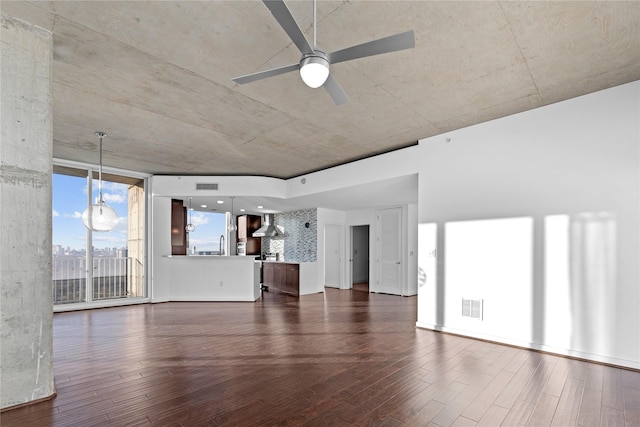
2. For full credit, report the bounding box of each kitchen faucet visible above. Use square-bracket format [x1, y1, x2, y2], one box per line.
[219, 234, 225, 256]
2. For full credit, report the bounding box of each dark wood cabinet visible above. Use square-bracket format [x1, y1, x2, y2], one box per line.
[263, 262, 275, 290]
[171, 199, 187, 255]
[263, 262, 299, 296]
[274, 263, 286, 289]
[285, 264, 299, 294]
[237, 215, 262, 255]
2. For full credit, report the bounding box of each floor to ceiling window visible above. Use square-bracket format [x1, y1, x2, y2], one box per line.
[52, 164, 147, 308]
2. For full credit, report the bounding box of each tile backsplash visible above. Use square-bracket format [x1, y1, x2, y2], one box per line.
[262, 208, 317, 262]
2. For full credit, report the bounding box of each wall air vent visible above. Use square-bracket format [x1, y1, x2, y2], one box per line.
[195, 183, 218, 190]
[462, 298, 483, 320]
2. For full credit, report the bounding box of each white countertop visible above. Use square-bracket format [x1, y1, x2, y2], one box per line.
[164, 255, 257, 260]
[261, 260, 316, 264]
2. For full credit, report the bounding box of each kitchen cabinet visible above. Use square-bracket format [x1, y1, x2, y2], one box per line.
[171, 199, 187, 255]
[285, 264, 299, 294]
[237, 215, 262, 255]
[263, 262, 299, 296]
[263, 262, 274, 289]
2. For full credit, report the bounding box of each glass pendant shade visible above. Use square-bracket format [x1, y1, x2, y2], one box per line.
[83, 131, 118, 232]
[82, 201, 118, 232]
[186, 197, 195, 233]
[228, 196, 237, 231]
[300, 55, 329, 88]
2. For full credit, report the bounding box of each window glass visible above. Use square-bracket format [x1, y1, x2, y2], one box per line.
[186, 211, 227, 255]
[52, 173, 89, 303]
[52, 169, 146, 304]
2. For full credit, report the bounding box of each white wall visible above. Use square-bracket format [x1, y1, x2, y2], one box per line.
[285, 146, 421, 199]
[416, 81, 640, 369]
[150, 196, 171, 302]
[406, 204, 418, 296]
[152, 175, 286, 198]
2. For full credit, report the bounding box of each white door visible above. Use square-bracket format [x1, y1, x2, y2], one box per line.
[377, 207, 402, 295]
[325, 224, 342, 288]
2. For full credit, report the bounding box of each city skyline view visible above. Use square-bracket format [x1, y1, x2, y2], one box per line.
[53, 173, 227, 252]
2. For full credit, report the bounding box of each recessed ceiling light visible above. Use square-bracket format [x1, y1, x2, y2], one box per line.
[240, 208, 246, 212]
[217, 200, 224, 204]
[257, 205, 264, 209]
[201, 204, 207, 208]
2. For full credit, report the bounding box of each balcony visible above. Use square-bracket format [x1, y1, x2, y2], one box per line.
[53, 256, 144, 304]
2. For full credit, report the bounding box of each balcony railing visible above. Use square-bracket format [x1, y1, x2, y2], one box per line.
[53, 256, 144, 304]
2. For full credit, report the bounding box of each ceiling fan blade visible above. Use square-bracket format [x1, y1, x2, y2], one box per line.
[262, 0, 313, 54]
[232, 63, 300, 85]
[323, 74, 349, 105]
[329, 30, 415, 65]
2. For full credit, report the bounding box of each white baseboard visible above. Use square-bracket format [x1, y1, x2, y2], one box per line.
[54, 298, 150, 312]
[416, 322, 639, 370]
[168, 297, 258, 302]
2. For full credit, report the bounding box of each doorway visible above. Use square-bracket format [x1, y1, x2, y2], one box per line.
[350, 225, 370, 292]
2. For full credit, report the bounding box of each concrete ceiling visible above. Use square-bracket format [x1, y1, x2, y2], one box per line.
[3, 1, 640, 180]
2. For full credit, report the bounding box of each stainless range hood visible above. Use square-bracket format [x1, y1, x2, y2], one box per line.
[252, 214, 280, 237]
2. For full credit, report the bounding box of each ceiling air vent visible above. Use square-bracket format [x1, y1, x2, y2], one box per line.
[195, 183, 218, 190]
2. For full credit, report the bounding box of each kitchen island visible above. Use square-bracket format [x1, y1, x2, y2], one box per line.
[164, 255, 260, 301]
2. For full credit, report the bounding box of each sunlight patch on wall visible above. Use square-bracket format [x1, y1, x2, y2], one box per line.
[569, 212, 617, 357]
[445, 217, 533, 340]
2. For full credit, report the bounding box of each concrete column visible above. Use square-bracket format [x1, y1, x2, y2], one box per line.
[0, 14, 54, 409]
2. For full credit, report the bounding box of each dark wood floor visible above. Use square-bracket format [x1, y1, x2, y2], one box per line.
[2, 288, 639, 426]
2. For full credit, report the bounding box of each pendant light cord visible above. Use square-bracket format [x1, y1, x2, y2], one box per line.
[95, 131, 107, 214]
[230, 196, 235, 230]
[98, 133, 103, 203]
[313, 0, 317, 48]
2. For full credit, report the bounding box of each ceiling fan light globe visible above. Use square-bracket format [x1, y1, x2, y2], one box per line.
[82, 201, 118, 232]
[300, 56, 329, 88]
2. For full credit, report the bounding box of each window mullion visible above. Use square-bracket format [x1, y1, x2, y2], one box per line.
[86, 169, 93, 303]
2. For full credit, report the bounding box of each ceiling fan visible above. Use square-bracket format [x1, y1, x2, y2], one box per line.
[232, 0, 415, 105]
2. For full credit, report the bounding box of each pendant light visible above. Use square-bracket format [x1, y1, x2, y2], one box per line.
[82, 131, 118, 232]
[185, 197, 195, 233]
[228, 196, 237, 232]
